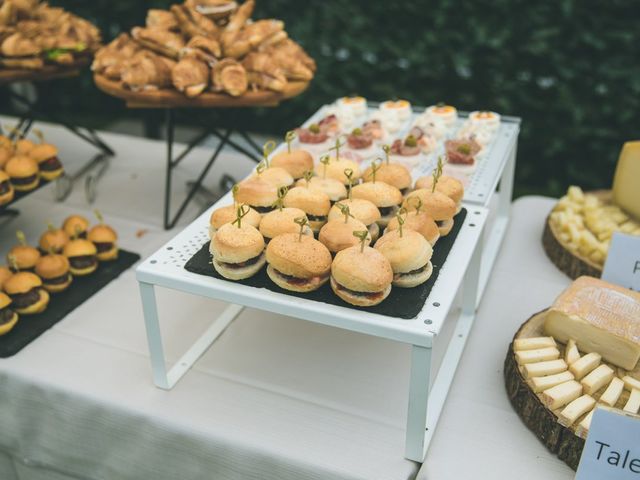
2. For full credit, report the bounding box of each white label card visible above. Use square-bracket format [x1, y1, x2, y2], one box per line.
[576, 406, 640, 479]
[601, 232, 640, 292]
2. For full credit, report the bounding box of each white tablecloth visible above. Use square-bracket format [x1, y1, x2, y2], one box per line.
[0, 118, 575, 480]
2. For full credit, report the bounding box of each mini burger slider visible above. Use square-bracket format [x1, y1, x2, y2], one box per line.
[330, 237, 393, 307]
[209, 204, 261, 237]
[64, 239, 98, 276]
[386, 203, 440, 246]
[35, 254, 72, 293]
[415, 175, 464, 213]
[88, 224, 119, 261]
[63, 215, 90, 239]
[4, 272, 50, 315]
[5, 155, 40, 192]
[29, 143, 64, 181]
[250, 165, 294, 189]
[0, 170, 15, 206]
[7, 243, 41, 273]
[235, 178, 279, 215]
[351, 181, 403, 228]
[266, 232, 332, 292]
[0, 292, 18, 335]
[403, 189, 456, 236]
[210, 211, 266, 280]
[327, 198, 381, 242]
[319, 205, 371, 255]
[271, 132, 314, 180]
[260, 207, 312, 243]
[363, 148, 412, 194]
[375, 229, 434, 288]
[283, 186, 331, 234]
[295, 176, 347, 204]
[0, 266, 13, 290]
[39, 225, 69, 255]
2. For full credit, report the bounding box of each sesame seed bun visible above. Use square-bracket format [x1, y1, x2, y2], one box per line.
[0, 266, 12, 290]
[403, 189, 456, 221]
[236, 179, 279, 211]
[63, 215, 90, 238]
[0, 170, 14, 205]
[7, 245, 41, 270]
[283, 186, 331, 233]
[5, 156, 39, 191]
[374, 230, 433, 288]
[39, 228, 69, 254]
[209, 204, 261, 237]
[250, 167, 294, 189]
[352, 182, 403, 207]
[386, 211, 440, 246]
[415, 175, 464, 208]
[295, 177, 347, 202]
[29, 144, 58, 163]
[271, 149, 314, 179]
[210, 223, 266, 280]
[320, 158, 361, 185]
[266, 233, 332, 292]
[259, 208, 312, 240]
[363, 163, 412, 191]
[318, 218, 370, 254]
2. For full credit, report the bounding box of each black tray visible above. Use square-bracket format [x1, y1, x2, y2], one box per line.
[184, 209, 467, 319]
[0, 178, 51, 211]
[0, 249, 140, 358]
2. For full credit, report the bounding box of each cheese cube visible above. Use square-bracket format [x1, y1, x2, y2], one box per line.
[542, 380, 582, 410]
[564, 339, 580, 365]
[529, 371, 575, 393]
[514, 337, 556, 351]
[558, 394, 596, 427]
[576, 409, 595, 439]
[522, 359, 568, 379]
[622, 376, 640, 392]
[623, 389, 640, 414]
[569, 352, 601, 380]
[581, 364, 614, 395]
[600, 377, 624, 407]
[515, 347, 560, 365]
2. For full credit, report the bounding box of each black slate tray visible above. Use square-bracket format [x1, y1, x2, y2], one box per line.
[184, 209, 467, 319]
[0, 249, 140, 358]
[0, 178, 51, 211]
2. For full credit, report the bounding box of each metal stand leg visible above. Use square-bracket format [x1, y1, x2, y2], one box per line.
[405, 345, 432, 461]
[139, 281, 245, 390]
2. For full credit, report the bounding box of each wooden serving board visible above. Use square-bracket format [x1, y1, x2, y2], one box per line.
[0, 58, 91, 85]
[504, 310, 637, 470]
[94, 74, 310, 109]
[542, 190, 612, 280]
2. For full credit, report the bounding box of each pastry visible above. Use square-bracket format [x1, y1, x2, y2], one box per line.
[336, 96, 367, 118]
[5, 155, 39, 192]
[425, 104, 458, 130]
[209, 213, 265, 280]
[404, 189, 457, 236]
[375, 228, 433, 288]
[39, 225, 69, 255]
[3, 271, 49, 315]
[64, 239, 98, 276]
[297, 123, 329, 148]
[468, 110, 501, 132]
[390, 135, 422, 168]
[211, 58, 248, 96]
[171, 56, 209, 97]
[0, 292, 18, 336]
[63, 214, 90, 239]
[282, 185, 330, 233]
[0, 170, 15, 205]
[445, 138, 481, 173]
[346, 127, 374, 153]
[35, 254, 72, 293]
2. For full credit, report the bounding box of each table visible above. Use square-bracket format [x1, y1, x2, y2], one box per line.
[0, 118, 575, 480]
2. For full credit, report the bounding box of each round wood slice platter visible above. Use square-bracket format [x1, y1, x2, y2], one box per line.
[94, 74, 310, 109]
[504, 310, 637, 470]
[542, 190, 612, 280]
[0, 58, 91, 85]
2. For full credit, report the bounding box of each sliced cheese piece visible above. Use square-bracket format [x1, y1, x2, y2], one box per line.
[569, 352, 601, 380]
[565, 339, 581, 365]
[599, 377, 625, 407]
[522, 359, 568, 379]
[623, 389, 640, 414]
[576, 409, 595, 439]
[515, 347, 560, 365]
[543, 276, 640, 370]
[581, 364, 614, 395]
[542, 380, 582, 410]
[612, 141, 640, 221]
[529, 371, 574, 393]
[558, 394, 596, 427]
[622, 376, 640, 392]
[514, 337, 556, 351]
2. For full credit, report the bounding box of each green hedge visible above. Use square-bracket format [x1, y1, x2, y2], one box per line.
[5, 0, 640, 198]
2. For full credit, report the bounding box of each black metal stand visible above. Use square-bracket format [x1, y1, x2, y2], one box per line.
[163, 109, 262, 230]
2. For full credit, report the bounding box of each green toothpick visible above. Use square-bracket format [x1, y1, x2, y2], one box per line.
[294, 217, 308, 241]
[344, 168, 354, 199]
[353, 230, 369, 253]
[319, 154, 331, 179]
[411, 196, 423, 214]
[329, 136, 345, 161]
[256, 161, 267, 177]
[396, 209, 406, 237]
[232, 205, 250, 228]
[382, 144, 391, 165]
[285, 131, 296, 154]
[232, 184, 240, 208]
[370, 158, 382, 183]
[272, 186, 288, 212]
[337, 203, 354, 224]
[16, 230, 26, 246]
[262, 140, 276, 167]
[303, 170, 313, 187]
[432, 156, 444, 193]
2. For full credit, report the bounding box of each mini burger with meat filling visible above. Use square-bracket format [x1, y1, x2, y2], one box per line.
[260, 208, 312, 243]
[415, 174, 464, 213]
[283, 185, 331, 234]
[209, 204, 261, 237]
[386, 203, 440, 246]
[0, 266, 13, 290]
[327, 199, 381, 242]
[330, 233, 393, 307]
[295, 176, 347, 204]
[5, 155, 40, 192]
[235, 178, 279, 215]
[266, 225, 332, 292]
[375, 227, 434, 288]
[362, 146, 413, 195]
[64, 239, 98, 276]
[39, 225, 69, 255]
[29, 143, 64, 181]
[351, 180, 403, 228]
[7, 240, 41, 273]
[0, 170, 14, 206]
[319, 204, 371, 255]
[0, 292, 18, 335]
[4, 272, 50, 315]
[403, 189, 457, 236]
[210, 207, 266, 280]
[35, 254, 72, 293]
[63, 215, 90, 239]
[88, 224, 118, 261]
[271, 132, 314, 180]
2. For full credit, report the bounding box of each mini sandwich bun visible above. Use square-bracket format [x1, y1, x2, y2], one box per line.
[318, 218, 370, 254]
[330, 246, 393, 307]
[363, 163, 412, 192]
[283, 186, 331, 233]
[236, 179, 278, 213]
[7, 245, 41, 271]
[35, 254, 72, 293]
[15, 138, 35, 155]
[5, 156, 39, 191]
[0, 170, 14, 205]
[63, 215, 90, 239]
[321, 158, 361, 185]
[374, 230, 433, 288]
[88, 224, 119, 261]
[266, 233, 332, 292]
[403, 189, 456, 221]
[209, 204, 261, 237]
[328, 199, 381, 241]
[415, 175, 464, 211]
[259, 207, 312, 241]
[210, 223, 265, 280]
[386, 211, 440, 246]
[271, 149, 314, 179]
[30, 143, 63, 181]
[39, 228, 69, 254]
[0, 146, 13, 169]
[251, 167, 294, 189]
[295, 176, 347, 203]
[3, 272, 50, 315]
[352, 181, 403, 227]
[0, 292, 18, 335]
[0, 266, 13, 290]
[64, 239, 98, 276]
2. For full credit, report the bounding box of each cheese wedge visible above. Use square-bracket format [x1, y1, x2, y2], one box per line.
[622, 376, 640, 392]
[544, 276, 640, 370]
[515, 347, 560, 365]
[514, 337, 556, 351]
[612, 141, 640, 221]
[558, 394, 596, 427]
[522, 359, 568, 379]
[569, 352, 601, 380]
[542, 380, 583, 410]
[599, 377, 624, 407]
[623, 389, 640, 414]
[576, 409, 595, 439]
[529, 371, 574, 393]
[565, 339, 581, 365]
[581, 364, 614, 395]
